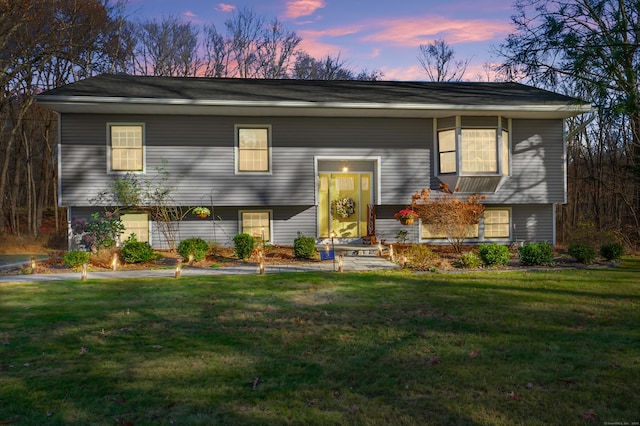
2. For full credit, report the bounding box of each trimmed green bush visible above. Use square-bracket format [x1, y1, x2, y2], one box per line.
[233, 233, 255, 261]
[568, 243, 596, 264]
[63, 250, 90, 267]
[294, 235, 317, 259]
[478, 243, 510, 266]
[456, 251, 482, 268]
[177, 237, 210, 262]
[518, 242, 554, 266]
[600, 242, 624, 261]
[120, 234, 156, 264]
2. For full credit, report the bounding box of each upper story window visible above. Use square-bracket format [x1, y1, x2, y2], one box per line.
[436, 117, 510, 193]
[236, 125, 271, 173]
[437, 116, 509, 176]
[109, 124, 144, 172]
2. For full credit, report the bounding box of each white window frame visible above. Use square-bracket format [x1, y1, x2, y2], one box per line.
[482, 207, 512, 241]
[107, 123, 145, 174]
[235, 125, 272, 174]
[239, 210, 273, 243]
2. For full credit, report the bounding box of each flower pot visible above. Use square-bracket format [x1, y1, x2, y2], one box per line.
[400, 218, 414, 225]
[196, 213, 208, 218]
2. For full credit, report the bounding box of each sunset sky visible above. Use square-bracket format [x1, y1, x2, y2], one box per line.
[126, 0, 516, 81]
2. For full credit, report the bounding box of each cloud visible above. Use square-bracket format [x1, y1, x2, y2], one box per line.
[184, 10, 197, 18]
[285, 0, 325, 19]
[218, 3, 235, 12]
[363, 16, 511, 47]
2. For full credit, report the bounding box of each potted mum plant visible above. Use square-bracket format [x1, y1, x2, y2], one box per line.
[192, 206, 211, 218]
[394, 208, 419, 225]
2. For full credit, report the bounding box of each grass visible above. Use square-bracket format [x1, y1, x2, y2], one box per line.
[1, 260, 639, 425]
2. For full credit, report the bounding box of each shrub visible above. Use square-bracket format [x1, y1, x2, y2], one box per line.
[233, 233, 255, 261]
[456, 251, 482, 268]
[518, 243, 554, 266]
[294, 234, 317, 259]
[71, 212, 124, 252]
[568, 243, 596, 264]
[600, 242, 624, 261]
[478, 243, 510, 266]
[120, 234, 156, 264]
[404, 244, 441, 271]
[177, 237, 210, 262]
[64, 250, 90, 267]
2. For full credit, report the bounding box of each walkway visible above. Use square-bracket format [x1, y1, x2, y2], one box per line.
[0, 255, 400, 283]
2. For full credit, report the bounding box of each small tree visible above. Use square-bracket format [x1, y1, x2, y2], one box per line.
[410, 184, 485, 253]
[93, 162, 190, 250]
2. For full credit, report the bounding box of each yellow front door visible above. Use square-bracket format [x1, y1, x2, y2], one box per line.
[318, 173, 372, 238]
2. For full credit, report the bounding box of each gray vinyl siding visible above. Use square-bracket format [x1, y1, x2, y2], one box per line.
[487, 119, 565, 204]
[70, 205, 317, 249]
[512, 204, 555, 244]
[60, 114, 431, 207]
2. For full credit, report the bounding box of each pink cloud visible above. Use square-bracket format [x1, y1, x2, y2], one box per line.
[297, 37, 344, 58]
[218, 3, 235, 12]
[285, 0, 325, 19]
[184, 10, 197, 18]
[363, 16, 511, 46]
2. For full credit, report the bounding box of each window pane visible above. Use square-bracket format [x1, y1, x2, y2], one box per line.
[440, 152, 457, 174]
[438, 129, 456, 152]
[421, 223, 478, 239]
[438, 129, 457, 173]
[484, 209, 510, 238]
[239, 150, 268, 171]
[111, 125, 143, 171]
[461, 129, 497, 173]
[239, 128, 268, 149]
[120, 213, 149, 242]
[238, 128, 269, 172]
[242, 211, 270, 242]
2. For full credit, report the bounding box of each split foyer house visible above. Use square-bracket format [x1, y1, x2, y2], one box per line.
[36, 74, 591, 248]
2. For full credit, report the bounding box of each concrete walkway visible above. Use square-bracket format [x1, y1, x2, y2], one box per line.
[0, 255, 400, 283]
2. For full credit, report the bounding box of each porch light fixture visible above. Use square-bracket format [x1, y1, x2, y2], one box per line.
[341, 161, 349, 172]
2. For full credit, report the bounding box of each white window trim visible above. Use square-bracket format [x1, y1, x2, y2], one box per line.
[238, 209, 274, 243]
[234, 124, 273, 175]
[106, 122, 146, 174]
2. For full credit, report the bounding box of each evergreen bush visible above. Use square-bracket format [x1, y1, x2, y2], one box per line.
[518, 243, 554, 266]
[120, 234, 156, 264]
[456, 251, 482, 268]
[478, 243, 510, 266]
[63, 250, 90, 267]
[600, 242, 624, 261]
[294, 234, 317, 259]
[568, 243, 596, 264]
[177, 237, 210, 262]
[233, 233, 255, 261]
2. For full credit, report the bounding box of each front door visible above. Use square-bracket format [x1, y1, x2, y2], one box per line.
[318, 173, 372, 238]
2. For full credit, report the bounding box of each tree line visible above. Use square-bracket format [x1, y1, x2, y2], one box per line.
[1, 0, 639, 249]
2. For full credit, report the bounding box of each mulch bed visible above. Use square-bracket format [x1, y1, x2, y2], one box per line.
[0, 244, 618, 276]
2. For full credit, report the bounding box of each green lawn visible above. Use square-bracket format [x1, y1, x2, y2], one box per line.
[1, 260, 639, 425]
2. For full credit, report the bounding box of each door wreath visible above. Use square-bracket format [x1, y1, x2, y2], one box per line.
[333, 197, 356, 218]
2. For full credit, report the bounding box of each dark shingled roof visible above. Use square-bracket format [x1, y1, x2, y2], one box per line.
[39, 74, 586, 107]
